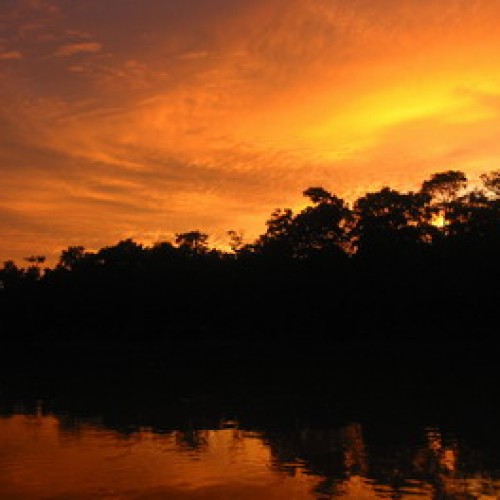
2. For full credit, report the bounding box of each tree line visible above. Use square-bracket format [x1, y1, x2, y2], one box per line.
[1, 169, 499, 342]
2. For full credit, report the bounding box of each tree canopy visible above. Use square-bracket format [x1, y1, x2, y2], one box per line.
[0, 169, 499, 343]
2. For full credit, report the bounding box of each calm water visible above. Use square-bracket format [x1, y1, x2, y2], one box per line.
[2, 340, 500, 499]
[2, 404, 500, 499]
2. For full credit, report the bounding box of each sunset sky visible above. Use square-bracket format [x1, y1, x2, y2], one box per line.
[2, 0, 500, 263]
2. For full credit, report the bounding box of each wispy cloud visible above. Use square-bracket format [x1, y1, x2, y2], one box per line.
[177, 51, 212, 61]
[0, 51, 22, 60]
[2, 0, 500, 263]
[54, 42, 102, 57]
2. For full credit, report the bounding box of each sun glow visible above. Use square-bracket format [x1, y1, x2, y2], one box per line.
[431, 213, 447, 228]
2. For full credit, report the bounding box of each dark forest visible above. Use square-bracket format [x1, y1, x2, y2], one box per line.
[1, 169, 499, 344]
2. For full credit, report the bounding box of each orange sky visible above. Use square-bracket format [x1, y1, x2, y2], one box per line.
[2, 0, 500, 263]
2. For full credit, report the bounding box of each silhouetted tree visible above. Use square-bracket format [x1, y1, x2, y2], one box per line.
[445, 190, 490, 235]
[227, 230, 245, 253]
[23, 255, 46, 281]
[303, 187, 335, 204]
[481, 170, 500, 197]
[254, 190, 352, 260]
[98, 239, 143, 267]
[24, 255, 46, 265]
[0, 260, 24, 288]
[353, 187, 431, 257]
[291, 188, 351, 258]
[175, 231, 210, 256]
[253, 209, 295, 258]
[1, 168, 499, 343]
[148, 241, 176, 259]
[421, 170, 467, 204]
[58, 246, 86, 271]
[420, 170, 468, 233]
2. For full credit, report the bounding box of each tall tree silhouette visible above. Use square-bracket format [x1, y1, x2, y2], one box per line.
[353, 187, 431, 258]
[481, 170, 500, 198]
[292, 188, 351, 259]
[98, 239, 144, 267]
[254, 209, 295, 258]
[420, 171, 468, 232]
[0, 260, 24, 288]
[175, 231, 210, 256]
[58, 246, 86, 271]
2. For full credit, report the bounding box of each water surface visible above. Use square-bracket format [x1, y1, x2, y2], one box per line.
[2, 340, 500, 499]
[2, 405, 500, 499]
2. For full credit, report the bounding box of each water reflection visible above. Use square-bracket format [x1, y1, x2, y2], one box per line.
[1, 406, 500, 499]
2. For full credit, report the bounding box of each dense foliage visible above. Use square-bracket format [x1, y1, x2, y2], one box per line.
[1, 170, 499, 342]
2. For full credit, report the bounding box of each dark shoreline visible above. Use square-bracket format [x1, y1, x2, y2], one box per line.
[1, 337, 499, 432]
[3, 339, 500, 500]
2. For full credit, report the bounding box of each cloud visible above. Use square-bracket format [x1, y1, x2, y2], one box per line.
[177, 51, 212, 61]
[2, 0, 500, 263]
[54, 42, 102, 57]
[0, 51, 22, 60]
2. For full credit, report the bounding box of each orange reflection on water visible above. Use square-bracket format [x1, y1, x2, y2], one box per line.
[0, 414, 320, 500]
[1, 413, 499, 499]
